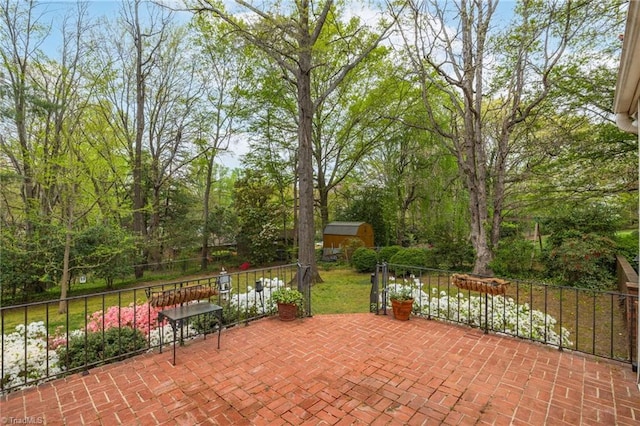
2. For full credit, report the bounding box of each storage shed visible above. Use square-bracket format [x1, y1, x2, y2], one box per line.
[322, 222, 374, 258]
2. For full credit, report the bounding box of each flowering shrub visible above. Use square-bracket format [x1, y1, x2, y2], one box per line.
[148, 323, 197, 349]
[1, 322, 62, 393]
[422, 290, 572, 347]
[86, 302, 164, 335]
[226, 277, 283, 315]
[384, 279, 573, 348]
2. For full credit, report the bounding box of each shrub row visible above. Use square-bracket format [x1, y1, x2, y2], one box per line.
[351, 246, 434, 275]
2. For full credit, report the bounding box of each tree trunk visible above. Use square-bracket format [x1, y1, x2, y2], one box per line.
[296, 2, 321, 283]
[58, 194, 74, 314]
[292, 171, 298, 259]
[201, 156, 214, 270]
[296, 60, 316, 274]
[133, 0, 146, 278]
[58, 229, 72, 314]
[318, 185, 330, 231]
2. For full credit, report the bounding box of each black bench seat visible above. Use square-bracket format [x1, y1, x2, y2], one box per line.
[158, 302, 222, 365]
[146, 284, 222, 365]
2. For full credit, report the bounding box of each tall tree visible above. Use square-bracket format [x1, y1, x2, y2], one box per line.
[192, 17, 250, 270]
[395, 0, 622, 274]
[310, 21, 393, 229]
[90, 0, 177, 277]
[242, 55, 299, 258]
[144, 23, 205, 269]
[1, 1, 99, 307]
[193, 0, 396, 280]
[0, 0, 50, 236]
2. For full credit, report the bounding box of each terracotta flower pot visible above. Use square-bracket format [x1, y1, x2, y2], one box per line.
[277, 302, 298, 321]
[391, 299, 414, 321]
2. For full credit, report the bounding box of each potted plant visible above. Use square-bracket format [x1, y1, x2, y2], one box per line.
[389, 287, 414, 321]
[270, 287, 304, 321]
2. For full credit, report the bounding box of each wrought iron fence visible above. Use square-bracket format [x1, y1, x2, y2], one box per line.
[1, 263, 308, 395]
[374, 263, 638, 366]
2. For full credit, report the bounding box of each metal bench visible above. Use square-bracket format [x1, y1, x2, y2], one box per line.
[146, 284, 223, 365]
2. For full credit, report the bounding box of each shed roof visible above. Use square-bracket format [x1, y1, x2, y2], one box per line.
[323, 221, 366, 236]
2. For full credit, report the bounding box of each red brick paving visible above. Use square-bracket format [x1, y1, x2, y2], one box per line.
[1, 313, 639, 425]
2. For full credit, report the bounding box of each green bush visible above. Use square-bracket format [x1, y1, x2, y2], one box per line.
[489, 238, 535, 277]
[58, 327, 146, 370]
[428, 223, 474, 269]
[499, 221, 522, 239]
[378, 245, 402, 263]
[388, 248, 428, 276]
[432, 239, 474, 270]
[542, 204, 621, 248]
[614, 230, 639, 264]
[189, 312, 226, 334]
[545, 233, 617, 290]
[351, 247, 378, 273]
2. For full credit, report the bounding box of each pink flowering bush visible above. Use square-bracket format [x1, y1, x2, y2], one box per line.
[86, 303, 164, 335]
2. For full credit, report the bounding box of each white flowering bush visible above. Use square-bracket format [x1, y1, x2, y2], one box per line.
[383, 278, 573, 348]
[225, 277, 285, 316]
[1, 321, 62, 393]
[148, 322, 198, 350]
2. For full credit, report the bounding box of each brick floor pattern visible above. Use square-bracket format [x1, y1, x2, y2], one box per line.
[1, 313, 639, 425]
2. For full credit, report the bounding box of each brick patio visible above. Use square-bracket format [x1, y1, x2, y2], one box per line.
[1, 313, 639, 425]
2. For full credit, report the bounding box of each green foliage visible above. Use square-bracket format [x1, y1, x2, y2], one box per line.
[73, 224, 135, 289]
[190, 311, 228, 333]
[489, 238, 535, 277]
[351, 247, 378, 273]
[58, 327, 146, 370]
[206, 205, 239, 247]
[157, 182, 203, 252]
[233, 169, 282, 265]
[429, 223, 475, 270]
[335, 186, 392, 247]
[378, 245, 402, 263]
[270, 287, 304, 308]
[614, 230, 639, 265]
[542, 204, 622, 248]
[389, 248, 428, 276]
[0, 223, 65, 302]
[546, 233, 617, 290]
[499, 222, 522, 239]
[541, 204, 624, 289]
[389, 287, 413, 302]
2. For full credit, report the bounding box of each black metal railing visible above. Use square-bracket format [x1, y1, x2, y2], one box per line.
[0, 263, 309, 395]
[374, 263, 638, 366]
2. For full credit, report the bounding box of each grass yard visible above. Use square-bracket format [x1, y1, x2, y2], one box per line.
[311, 269, 372, 314]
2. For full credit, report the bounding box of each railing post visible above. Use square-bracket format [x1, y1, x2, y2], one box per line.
[382, 263, 388, 316]
[370, 269, 378, 313]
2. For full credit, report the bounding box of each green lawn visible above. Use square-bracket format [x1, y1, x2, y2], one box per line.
[310, 269, 372, 314]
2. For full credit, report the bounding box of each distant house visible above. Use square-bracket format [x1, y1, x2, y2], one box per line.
[322, 221, 374, 260]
